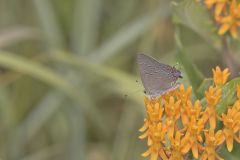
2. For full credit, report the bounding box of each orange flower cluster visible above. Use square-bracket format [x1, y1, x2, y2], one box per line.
[201, 0, 240, 38]
[139, 66, 240, 160]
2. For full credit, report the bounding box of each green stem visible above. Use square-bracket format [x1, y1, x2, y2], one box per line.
[221, 37, 238, 77]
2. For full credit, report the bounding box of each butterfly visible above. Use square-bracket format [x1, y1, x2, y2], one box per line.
[137, 53, 182, 98]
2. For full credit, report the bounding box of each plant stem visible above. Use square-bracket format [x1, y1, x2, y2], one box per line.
[221, 37, 238, 78]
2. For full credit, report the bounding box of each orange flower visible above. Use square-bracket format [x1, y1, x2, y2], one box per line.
[201, 129, 225, 160]
[141, 123, 168, 160]
[144, 97, 164, 123]
[176, 84, 192, 104]
[204, 0, 217, 9]
[140, 97, 169, 160]
[161, 89, 178, 101]
[186, 100, 202, 120]
[205, 86, 222, 106]
[218, 0, 240, 38]
[204, 0, 229, 16]
[139, 66, 239, 160]
[221, 106, 240, 152]
[176, 84, 192, 126]
[164, 96, 181, 137]
[212, 66, 230, 87]
[139, 119, 151, 141]
[139, 97, 164, 145]
[182, 100, 203, 128]
[169, 131, 186, 160]
[181, 112, 204, 158]
[203, 86, 222, 128]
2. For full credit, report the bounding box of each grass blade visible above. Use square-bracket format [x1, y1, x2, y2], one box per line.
[89, 3, 170, 63]
[49, 51, 144, 106]
[71, 0, 102, 55]
[32, 0, 65, 49]
[0, 51, 108, 137]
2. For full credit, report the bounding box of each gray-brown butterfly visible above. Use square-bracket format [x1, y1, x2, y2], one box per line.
[137, 53, 182, 98]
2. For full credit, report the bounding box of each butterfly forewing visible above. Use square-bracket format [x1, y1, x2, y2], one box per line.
[137, 54, 173, 73]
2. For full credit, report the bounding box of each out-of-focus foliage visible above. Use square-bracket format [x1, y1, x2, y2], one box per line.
[0, 0, 239, 160]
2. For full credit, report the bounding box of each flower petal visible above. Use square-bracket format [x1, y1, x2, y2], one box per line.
[150, 152, 158, 160]
[142, 148, 151, 157]
[230, 25, 238, 39]
[215, 3, 225, 16]
[192, 143, 199, 158]
[226, 136, 234, 152]
[218, 24, 230, 35]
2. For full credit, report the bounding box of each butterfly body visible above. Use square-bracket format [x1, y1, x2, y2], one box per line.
[137, 53, 182, 98]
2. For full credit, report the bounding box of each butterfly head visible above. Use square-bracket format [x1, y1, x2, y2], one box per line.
[173, 67, 183, 79]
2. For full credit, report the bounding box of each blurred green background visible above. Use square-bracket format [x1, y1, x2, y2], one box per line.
[0, 0, 239, 159]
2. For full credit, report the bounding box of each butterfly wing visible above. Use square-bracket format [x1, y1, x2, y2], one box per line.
[137, 53, 179, 97]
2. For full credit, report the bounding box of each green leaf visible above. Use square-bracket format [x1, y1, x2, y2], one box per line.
[197, 78, 213, 99]
[199, 78, 240, 113]
[175, 29, 204, 97]
[171, 0, 221, 49]
[216, 77, 240, 114]
[222, 146, 240, 160]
